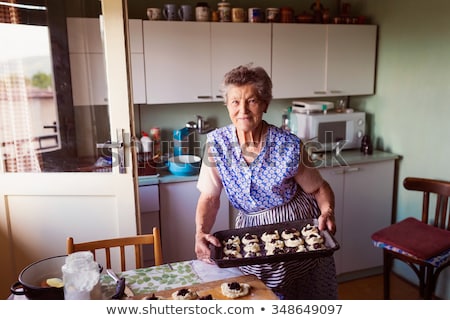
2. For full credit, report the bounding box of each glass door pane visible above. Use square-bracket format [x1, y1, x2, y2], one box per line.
[0, 0, 114, 172]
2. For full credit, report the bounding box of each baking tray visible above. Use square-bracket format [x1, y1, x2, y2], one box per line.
[211, 219, 340, 268]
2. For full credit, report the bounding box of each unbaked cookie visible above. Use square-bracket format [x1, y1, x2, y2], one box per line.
[301, 224, 319, 237]
[223, 242, 241, 255]
[285, 244, 307, 253]
[284, 235, 304, 247]
[243, 242, 261, 253]
[171, 288, 199, 300]
[264, 238, 284, 251]
[281, 227, 300, 240]
[261, 230, 280, 243]
[304, 233, 324, 245]
[223, 235, 241, 246]
[220, 282, 251, 299]
[241, 233, 259, 245]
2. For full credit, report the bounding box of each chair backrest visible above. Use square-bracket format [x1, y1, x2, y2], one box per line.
[403, 177, 450, 230]
[66, 227, 163, 271]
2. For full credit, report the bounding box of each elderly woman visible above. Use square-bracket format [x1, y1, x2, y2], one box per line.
[194, 64, 337, 299]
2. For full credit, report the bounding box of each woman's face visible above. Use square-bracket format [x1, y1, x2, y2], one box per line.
[226, 84, 268, 133]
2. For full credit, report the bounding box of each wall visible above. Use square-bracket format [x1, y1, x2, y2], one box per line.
[133, 0, 450, 298]
[348, 0, 450, 299]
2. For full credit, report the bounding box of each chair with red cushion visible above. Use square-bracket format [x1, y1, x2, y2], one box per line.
[371, 177, 450, 299]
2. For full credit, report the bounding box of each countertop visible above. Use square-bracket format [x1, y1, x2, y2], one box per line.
[138, 150, 400, 187]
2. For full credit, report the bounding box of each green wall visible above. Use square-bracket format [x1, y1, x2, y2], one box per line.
[133, 0, 450, 298]
[349, 0, 450, 299]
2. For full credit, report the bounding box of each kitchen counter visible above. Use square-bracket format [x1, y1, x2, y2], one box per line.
[138, 150, 399, 186]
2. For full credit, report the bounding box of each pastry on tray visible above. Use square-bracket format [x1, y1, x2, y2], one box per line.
[281, 227, 301, 240]
[301, 224, 319, 237]
[241, 233, 259, 245]
[261, 230, 280, 243]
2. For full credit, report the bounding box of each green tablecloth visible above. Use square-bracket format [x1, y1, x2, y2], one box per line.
[101, 260, 243, 295]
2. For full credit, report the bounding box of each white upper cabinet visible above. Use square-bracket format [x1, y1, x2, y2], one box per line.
[326, 25, 377, 96]
[272, 24, 327, 99]
[272, 24, 377, 98]
[128, 19, 146, 104]
[143, 21, 211, 104]
[143, 22, 272, 104]
[211, 23, 272, 101]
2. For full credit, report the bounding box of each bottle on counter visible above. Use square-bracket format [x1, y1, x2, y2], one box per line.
[150, 127, 161, 158]
[140, 131, 152, 154]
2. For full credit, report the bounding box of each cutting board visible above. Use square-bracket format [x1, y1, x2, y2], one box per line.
[132, 275, 278, 300]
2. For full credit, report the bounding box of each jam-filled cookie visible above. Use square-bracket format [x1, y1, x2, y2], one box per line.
[241, 233, 259, 245]
[281, 227, 300, 240]
[301, 224, 319, 237]
[261, 230, 280, 243]
[221, 282, 251, 299]
[171, 288, 199, 300]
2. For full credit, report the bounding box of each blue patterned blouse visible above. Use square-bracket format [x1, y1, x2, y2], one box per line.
[206, 123, 301, 213]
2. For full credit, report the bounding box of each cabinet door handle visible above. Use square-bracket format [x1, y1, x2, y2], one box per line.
[345, 167, 361, 173]
[197, 95, 213, 99]
[330, 90, 343, 94]
[313, 91, 327, 95]
[333, 169, 346, 175]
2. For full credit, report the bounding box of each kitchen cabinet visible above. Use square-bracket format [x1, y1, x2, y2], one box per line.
[318, 159, 395, 276]
[139, 185, 160, 266]
[67, 17, 145, 105]
[210, 23, 272, 100]
[272, 24, 377, 98]
[129, 19, 146, 104]
[143, 21, 211, 104]
[159, 180, 230, 263]
[142, 21, 271, 104]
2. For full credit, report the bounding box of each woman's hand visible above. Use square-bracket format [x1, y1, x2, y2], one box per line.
[195, 231, 221, 264]
[318, 210, 336, 234]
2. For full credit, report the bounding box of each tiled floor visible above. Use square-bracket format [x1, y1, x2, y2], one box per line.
[338, 274, 421, 300]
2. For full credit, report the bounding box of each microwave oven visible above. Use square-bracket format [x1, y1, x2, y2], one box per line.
[288, 109, 366, 152]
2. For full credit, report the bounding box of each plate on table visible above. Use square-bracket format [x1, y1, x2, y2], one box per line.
[210, 219, 340, 268]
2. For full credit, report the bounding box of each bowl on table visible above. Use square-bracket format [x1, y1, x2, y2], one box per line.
[10, 255, 67, 300]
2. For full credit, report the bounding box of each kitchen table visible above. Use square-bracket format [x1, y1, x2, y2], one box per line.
[9, 260, 278, 300]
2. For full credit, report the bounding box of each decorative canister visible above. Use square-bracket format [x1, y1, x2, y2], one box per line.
[248, 7, 263, 23]
[195, 2, 210, 21]
[280, 7, 294, 23]
[231, 7, 245, 22]
[217, 2, 231, 22]
[265, 8, 280, 23]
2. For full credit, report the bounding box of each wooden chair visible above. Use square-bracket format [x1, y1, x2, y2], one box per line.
[67, 227, 163, 271]
[371, 177, 450, 299]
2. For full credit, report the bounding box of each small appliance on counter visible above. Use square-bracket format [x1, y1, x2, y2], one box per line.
[288, 101, 366, 152]
[292, 100, 334, 114]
